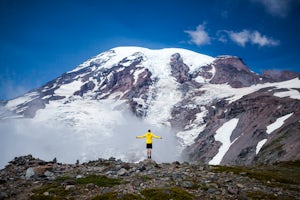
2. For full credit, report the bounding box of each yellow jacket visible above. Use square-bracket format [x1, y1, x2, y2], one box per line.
[136, 131, 161, 144]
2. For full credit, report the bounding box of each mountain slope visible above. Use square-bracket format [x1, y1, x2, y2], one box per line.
[0, 46, 299, 167]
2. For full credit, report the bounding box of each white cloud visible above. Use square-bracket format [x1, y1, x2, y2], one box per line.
[223, 29, 279, 47]
[185, 24, 279, 48]
[228, 30, 251, 47]
[252, 0, 294, 18]
[250, 31, 280, 46]
[184, 24, 211, 46]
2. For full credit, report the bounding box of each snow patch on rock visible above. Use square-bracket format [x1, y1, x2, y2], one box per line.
[209, 118, 239, 165]
[266, 113, 293, 134]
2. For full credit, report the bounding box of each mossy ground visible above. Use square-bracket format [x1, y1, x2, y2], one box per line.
[30, 175, 123, 199]
[141, 187, 194, 200]
[29, 161, 299, 200]
[212, 160, 300, 191]
[31, 182, 72, 200]
[91, 192, 143, 200]
[246, 191, 295, 200]
[76, 175, 123, 187]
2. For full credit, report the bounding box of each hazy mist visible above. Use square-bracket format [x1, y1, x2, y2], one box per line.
[0, 112, 182, 169]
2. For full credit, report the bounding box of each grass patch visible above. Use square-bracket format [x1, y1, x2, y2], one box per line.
[212, 161, 300, 191]
[246, 191, 294, 200]
[55, 176, 72, 182]
[91, 192, 142, 200]
[90, 188, 194, 200]
[31, 175, 123, 199]
[141, 187, 194, 200]
[274, 160, 300, 168]
[246, 191, 279, 200]
[31, 195, 61, 200]
[76, 175, 122, 187]
[31, 183, 70, 200]
[140, 175, 152, 181]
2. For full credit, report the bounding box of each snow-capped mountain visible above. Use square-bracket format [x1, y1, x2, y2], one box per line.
[1, 46, 299, 167]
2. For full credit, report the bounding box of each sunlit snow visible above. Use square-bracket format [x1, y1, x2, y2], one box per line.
[197, 78, 300, 105]
[256, 139, 267, 154]
[176, 125, 206, 147]
[274, 89, 300, 99]
[266, 113, 293, 134]
[5, 92, 39, 109]
[54, 80, 83, 98]
[209, 118, 239, 165]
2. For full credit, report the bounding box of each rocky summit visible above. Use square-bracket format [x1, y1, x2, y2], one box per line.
[0, 155, 299, 200]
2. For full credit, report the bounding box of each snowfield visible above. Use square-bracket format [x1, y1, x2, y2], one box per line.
[266, 113, 293, 134]
[54, 80, 84, 98]
[209, 118, 240, 165]
[199, 78, 300, 105]
[256, 139, 268, 155]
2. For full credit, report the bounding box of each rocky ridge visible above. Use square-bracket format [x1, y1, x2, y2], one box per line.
[184, 88, 300, 165]
[0, 155, 299, 200]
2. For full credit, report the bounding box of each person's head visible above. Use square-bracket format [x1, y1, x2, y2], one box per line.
[148, 129, 151, 132]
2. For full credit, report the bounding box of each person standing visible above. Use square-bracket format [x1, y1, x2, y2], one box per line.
[136, 129, 162, 159]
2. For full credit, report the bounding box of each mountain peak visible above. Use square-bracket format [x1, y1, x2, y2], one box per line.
[1, 46, 300, 167]
[69, 46, 215, 76]
[210, 56, 259, 88]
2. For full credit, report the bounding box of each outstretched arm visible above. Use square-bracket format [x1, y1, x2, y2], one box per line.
[136, 134, 146, 139]
[152, 134, 162, 139]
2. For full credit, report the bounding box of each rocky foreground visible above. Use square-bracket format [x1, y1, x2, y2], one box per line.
[0, 155, 299, 200]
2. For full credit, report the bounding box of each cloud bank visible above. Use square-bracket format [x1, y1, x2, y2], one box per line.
[0, 112, 182, 169]
[185, 24, 280, 48]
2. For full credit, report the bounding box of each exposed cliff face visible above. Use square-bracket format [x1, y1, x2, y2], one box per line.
[261, 70, 300, 82]
[183, 89, 300, 165]
[210, 56, 261, 88]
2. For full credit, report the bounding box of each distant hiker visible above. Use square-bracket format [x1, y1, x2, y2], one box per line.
[136, 129, 162, 159]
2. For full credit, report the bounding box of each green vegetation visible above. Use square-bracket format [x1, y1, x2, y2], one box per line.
[31, 183, 71, 200]
[76, 175, 122, 187]
[140, 175, 153, 181]
[141, 187, 194, 200]
[90, 187, 194, 200]
[246, 191, 295, 200]
[246, 191, 279, 200]
[55, 176, 72, 182]
[30, 175, 123, 199]
[91, 192, 142, 200]
[212, 160, 300, 191]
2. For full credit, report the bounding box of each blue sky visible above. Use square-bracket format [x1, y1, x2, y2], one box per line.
[1, 0, 300, 100]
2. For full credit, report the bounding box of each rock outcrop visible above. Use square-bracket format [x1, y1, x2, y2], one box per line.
[184, 90, 300, 165]
[261, 70, 300, 82]
[0, 155, 299, 200]
[210, 56, 261, 88]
